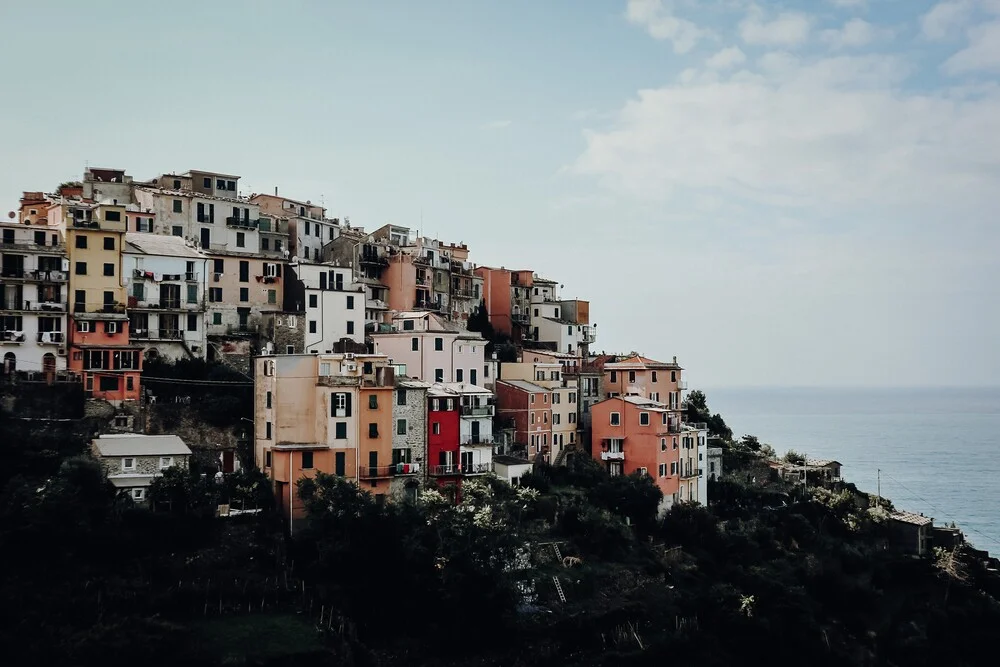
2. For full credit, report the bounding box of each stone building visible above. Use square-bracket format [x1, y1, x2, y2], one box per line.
[90, 433, 191, 504]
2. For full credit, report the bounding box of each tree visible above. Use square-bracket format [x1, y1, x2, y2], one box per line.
[466, 299, 494, 340]
[685, 390, 733, 442]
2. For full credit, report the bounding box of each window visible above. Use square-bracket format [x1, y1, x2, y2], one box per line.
[435, 369, 443, 382]
[432, 422, 440, 435]
[319, 362, 331, 376]
[122, 457, 136, 471]
[267, 289, 276, 304]
[216, 178, 225, 190]
[211, 312, 222, 326]
[455, 369, 463, 382]
[628, 371, 636, 383]
[543, 412, 549, 423]
[369, 394, 378, 409]
[236, 232, 245, 248]
[673, 438, 678, 450]
[172, 225, 183, 237]
[213, 258, 224, 274]
[75, 235, 87, 249]
[308, 294, 317, 308]
[160, 456, 174, 470]
[335, 422, 347, 439]
[397, 419, 407, 435]
[309, 321, 316, 333]
[103, 236, 115, 250]
[639, 412, 650, 426]
[369, 423, 379, 438]
[671, 461, 678, 475]
[661, 438, 667, 451]
[105, 321, 118, 334]
[266, 391, 272, 409]
[227, 180, 236, 191]
[78, 322, 90, 333]
[434, 337, 443, 351]
[261, 238, 270, 251]
[346, 295, 354, 309]
[304, 220, 310, 236]
[659, 463, 667, 477]
[403, 320, 414, 331]
[203, 177, 212, 188]
[396, 389, 406, 406]
[638, 467, 647, 476]
[610, 412, 621, 426]
[530, 413, 535, 424]
[470, 369, 477, 385]
[553, 413, 560, 425]
[131, 488, 145, 501]
[187, 313, 198, 331]
[346, 321, 354, 335]
[264, 450, 272, 467]
[332, 392, 351, 416]
[239, 261, 249, 282]
[662, 413, 668, 425]
[411, 337, 418, 351]
[240, 288, 249, 302]
[208, 288, 222, 302]
[530, 394, 535, 404]
[75, 261, 87, 275]
[652, 371, 658, 382]
[173, 199, 183, 213]
[103, 263, 114, 277]
[301, 451, 314, 469]
[610, 371, 617, 383]
[671, 371, 677, 382]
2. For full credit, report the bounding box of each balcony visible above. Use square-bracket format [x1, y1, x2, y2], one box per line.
[600, 451, 625, 461]
[681, 467, 702, 479]
[462, 462, 492, 475]
[196, 214, 213, 223]
[130, 328, 150, 339]
[358, 465, 394, 480]
[0, 300, 23, 311]
[359, 253, 388, 268]
[461, 435, 494, 446]
[451, 288, 477, 299]
[156, 329, 182, 340]
[686, 422, 708, 431]
[460, 405, 494, 417]
[0, 330, 26, 344]
[512, 313, 530, 324]
[1, 269, 67, 282]
[582, 326, 597, 344]
[429, 464, 461, 477]
[225, 323, 259, 336]
[226, 217, 259, 229]
[36, 331, 64, 344]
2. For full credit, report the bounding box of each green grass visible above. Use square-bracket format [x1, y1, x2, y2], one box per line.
[192, 613, 325, 662]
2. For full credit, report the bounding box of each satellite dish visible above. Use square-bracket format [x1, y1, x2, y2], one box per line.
[7, 211, 15, 219]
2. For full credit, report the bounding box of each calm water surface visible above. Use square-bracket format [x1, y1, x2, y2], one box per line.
[703, 387, 1000, 551]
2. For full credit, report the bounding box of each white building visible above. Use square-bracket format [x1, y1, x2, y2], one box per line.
[439, 382, 495, 474]
[527, 277, 596, 355]
[0, 214, 68, 376]
[90, 433, 192, 504]
[284, 261, 365, 352]
[492, 455, 533, 486]
[122, 234, 209, 361]
[249, 193, 340, 263]
[372, 311, 489, 385]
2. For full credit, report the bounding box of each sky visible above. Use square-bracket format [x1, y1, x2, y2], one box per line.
[1, 0, 998, 388]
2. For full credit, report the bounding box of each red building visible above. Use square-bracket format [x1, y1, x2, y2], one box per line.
[68, 311, 143, 403]
[426, 386, 461, 488]
[495, 379, 552, 461]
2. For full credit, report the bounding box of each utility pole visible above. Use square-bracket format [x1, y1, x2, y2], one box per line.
[877, 468, 881, 508]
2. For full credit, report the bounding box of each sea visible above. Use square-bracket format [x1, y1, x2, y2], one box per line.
[703, 387, 1000, 552]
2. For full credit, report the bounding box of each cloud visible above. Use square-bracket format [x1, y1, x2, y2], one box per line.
[820, 18, 879, 49]
[705, 46, 747, 70]
[739, 9, 812, 47]
[830, 0, 866, 7]
[943, 20, 1000, 73]
[484, 120, 512, 129]
[920, 0, 975, 40]
[625, 0, 709, 54]
[571, 53, 1000, 222]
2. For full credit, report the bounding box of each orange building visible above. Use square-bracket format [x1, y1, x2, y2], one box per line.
[254, 352, 402, 530]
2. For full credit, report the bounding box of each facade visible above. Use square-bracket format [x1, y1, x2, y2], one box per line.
[495, 379, 552, 462]
[392, 379, 429, 500]
[253, 352, 406, 527]
[590, 394, 682, 512]
[283, 261, 364, 352]
[250, 193, 338, 263]
[123, 233, 209, 361]
[706, 446, 723, 482]
[888, 511, 933, 556]
[91, 433, 191, 504]
[63, 199, 143, 402]
[324, 232, 393, 331]
[444, 382, 494, 475]
[677, 426, 708, 505]
[492, 455, 533, 486]
[500, 361, 578, 463]
[205, 253, 285, 337]
[372, 311, 488, 385]
[0, 201, 68, 377]
[426, 385, 462, 486]
[526, 277, 596, 355]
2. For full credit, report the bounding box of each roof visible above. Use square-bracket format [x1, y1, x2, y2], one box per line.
[182, 169, 241, 180]
[805, 459, 841, 468]
[436, 382, 492, 395]
[493, 455, 532, 466]
[108, 474, 158, 488]
[890, 511, 933, 527]
[125, 233, 206, 258]
[250, 192, 325, 212]
[135, 185, 251, 205]
[605, 354, 683, 370]
[499, 379, 551, 394]
[93, 434, 191, 457]
[622, 395, 669, 410]
[74, 312, 129, 322]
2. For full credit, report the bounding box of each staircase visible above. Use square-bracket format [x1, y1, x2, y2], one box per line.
[552, 576, 566, 603]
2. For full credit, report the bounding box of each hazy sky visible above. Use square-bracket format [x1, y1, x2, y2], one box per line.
[1, 1, 997, 388]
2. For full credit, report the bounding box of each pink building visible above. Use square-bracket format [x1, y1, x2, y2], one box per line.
[495, 379, 552, 461]
[372, 311, 488, 385]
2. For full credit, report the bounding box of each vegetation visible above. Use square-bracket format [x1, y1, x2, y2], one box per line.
[3, 387, 1000, 665]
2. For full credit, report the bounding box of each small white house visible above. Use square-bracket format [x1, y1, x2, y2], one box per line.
[493, 455, 533, 486]
[91, 434, 192, 503]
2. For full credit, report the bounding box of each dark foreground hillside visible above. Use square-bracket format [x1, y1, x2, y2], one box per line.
[2, 397, 999, 666]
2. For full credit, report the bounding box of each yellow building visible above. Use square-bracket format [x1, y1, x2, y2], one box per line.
[62, 201, 127, 313]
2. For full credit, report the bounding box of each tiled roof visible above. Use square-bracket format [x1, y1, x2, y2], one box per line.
[499, 379, 550, 394]
[93, 434, 191, 457]
[890, 511, 933, 527]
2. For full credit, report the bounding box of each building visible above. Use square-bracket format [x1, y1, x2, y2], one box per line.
[250, 192, 339, 263]
[444, 382, 495, 475]
[323, 232, 393, 332]
[678, 425, 708, 505]
[590, 393, 685, 512]
[282, 261, 364, 352]
[62, 199, 143, 402]
[392, 379, 429, 500]
[253, 352, 404, 527]
[1, 198, 68, 378]
[706, 446, 724, 482]
[475, 267, 533, 340]
[372, 311, 488, 385]
[888, 510, 933, 556]
[123, 233, 209, 361]
[495, 379, 552, 462]
[426, 384, 462, 487]
[526, 276, 596, 356]
[500, 360, 578, 463]
[90, 433, 191, 504]
[492, 455, 533, 486]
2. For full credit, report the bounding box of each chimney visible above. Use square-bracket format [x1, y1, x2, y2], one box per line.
[274, 186, 278, 196]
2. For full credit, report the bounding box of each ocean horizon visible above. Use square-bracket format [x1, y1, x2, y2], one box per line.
[699, 386, 1000, 552]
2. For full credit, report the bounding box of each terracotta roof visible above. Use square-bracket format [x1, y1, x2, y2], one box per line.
[890, 511, 933, 527]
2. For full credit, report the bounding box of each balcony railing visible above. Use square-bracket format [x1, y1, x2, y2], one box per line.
[156, 329, 182, 340]
[462, 462, 492, 475]
[681, 467, 702, 479]
[451, 288, 477, 299]
[0, 330, 26, 344]
[225, 323, 259, 335]
[429, 464, 461, 476]
[686, 422, 708, 431]
[0, 301, 24, 311]
[226, 217, 259, 229]
[36, 331, 64, 344]
[461, 435, 494, 446]
[460, 405, 494, 417]
[600, 451, 625, 461]
[678, 380, 688, 390]
[359, 253, 388, 267]
[358, 463, 421, 479]
[512, 313, 530, 324]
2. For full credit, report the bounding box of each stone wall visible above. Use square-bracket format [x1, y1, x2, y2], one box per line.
[263, 312, 305, 355]
[390, 384, 427, 498]
[99, 453, 189, 477]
